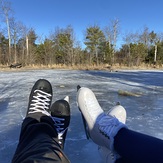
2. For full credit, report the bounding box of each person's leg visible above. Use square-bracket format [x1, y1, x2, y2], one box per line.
[12, 117, 70, 163]
[12, 79, 70, 163]
[77, 87, 163, 163]
[114, 128, 163, 163]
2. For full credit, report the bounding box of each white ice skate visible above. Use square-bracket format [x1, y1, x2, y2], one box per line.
[77, 86, 127, 163]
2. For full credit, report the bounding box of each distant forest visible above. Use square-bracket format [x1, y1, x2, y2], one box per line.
[1, 0, 163, 68]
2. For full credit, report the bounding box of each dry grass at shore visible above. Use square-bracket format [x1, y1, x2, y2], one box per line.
[0, 63, 163, 72]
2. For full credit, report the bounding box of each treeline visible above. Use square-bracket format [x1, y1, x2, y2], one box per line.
[1, 0, 163, 68]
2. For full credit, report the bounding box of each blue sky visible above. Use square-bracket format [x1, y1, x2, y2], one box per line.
[10, 0, 163, 47]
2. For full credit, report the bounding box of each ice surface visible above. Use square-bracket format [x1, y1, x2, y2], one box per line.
[0, 69, 163, 162]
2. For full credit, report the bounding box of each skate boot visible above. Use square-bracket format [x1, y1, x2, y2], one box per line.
[77, 87, 127, 162]
[50, 96, 70, 149]
[98, 103, 127, 162]
[107, 102, 126, 124]
[26, 79, 53, 120]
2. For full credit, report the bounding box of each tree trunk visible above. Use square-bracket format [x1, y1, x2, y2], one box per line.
[26, 35, 29, 64]
[6, 13, 11, 63]
[95, 46, 99, 65]
[154, 44, 157, 63]
[14, 41, 16, 63]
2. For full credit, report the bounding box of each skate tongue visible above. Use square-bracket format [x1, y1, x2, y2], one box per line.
[77, 85, 90, 139]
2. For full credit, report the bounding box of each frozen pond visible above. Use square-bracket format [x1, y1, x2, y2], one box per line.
[0, 69, 163, 162]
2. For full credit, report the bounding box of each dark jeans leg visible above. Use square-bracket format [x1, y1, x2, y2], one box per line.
[114, 128, 163, 163]
[12, 115, 70, 163]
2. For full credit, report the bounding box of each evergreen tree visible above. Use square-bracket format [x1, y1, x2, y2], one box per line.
[84, 25, 105, 65]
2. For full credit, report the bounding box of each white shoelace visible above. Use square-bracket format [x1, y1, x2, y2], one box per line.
[52, 117, 67, 144]
[28, 89, 52, 116]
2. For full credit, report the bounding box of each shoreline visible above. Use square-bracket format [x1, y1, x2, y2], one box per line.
[0, 64, 163, 72]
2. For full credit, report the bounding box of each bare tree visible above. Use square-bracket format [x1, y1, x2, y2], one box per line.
[104, 19, 120, 65]
[10, 18, 23, 63]
[0, 0, 13, 63]
[19, 25, 32, 64]
[17, 23, 28, 64]
[123, 31, 140, 66]
[139, 26, 150, 48]
[149, 31, 159, 64]
[64, 25, 75, 66]
[104, 26, 112, 49]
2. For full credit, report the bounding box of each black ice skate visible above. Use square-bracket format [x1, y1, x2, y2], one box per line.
[26, 79, 53, 118]
[50, 96, 70, 149]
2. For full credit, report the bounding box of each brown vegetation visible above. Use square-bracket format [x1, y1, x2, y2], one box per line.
[1, 63, 162, 72]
